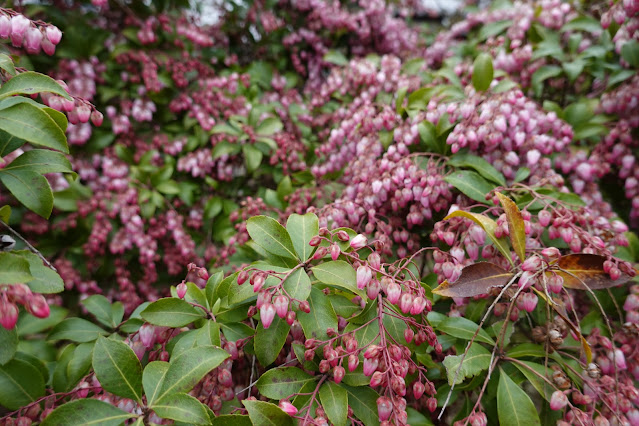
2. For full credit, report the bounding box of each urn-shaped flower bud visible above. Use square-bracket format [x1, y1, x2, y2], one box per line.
[252, 273, 265, 292]
[363, 357, 379, 376]
[404, 327, 414, 343]
[41, 37, 55, 55]
[350, 234, 367, 250]
[24, 26, 43, 53]
[333, 366, 345, 384]
[521, 255, 542, 272]
[541, 247, 560, 261]
[90, 110, 104, 126]
[520, 293, 538, 313]
[547, 274, 564, 294]
[260, 303, 276, 329]
[274, 295, 289, 319]
[413, 381, 425, 399]
[29, 294, 50, 318]
[139, 324, 156, 348]
[357, 265, 372, 290]
[10, 15, 30, 37]
[176, 282, 187, 299]
[330, 244, 340, 261]
[237, 270, 249, 285]
[399, 293, 413, 314]
[299, 300, 310, 313]
[45, 26, 62, 44]
[348, 354, 359, 372]
[279, 401, 298, 416]
[410, 296, 427, 315]
[367, 279, 381, 300]
[337, 230, 349, 241]
[386, 282, 401, 304]
[0, 15, 10, 38]
[368, 252, 381, 270]
[309, 236, 321, 246]
[550, 390, 568, 411]
[0, 301, 18, 329]
[377, 397, 393, 421]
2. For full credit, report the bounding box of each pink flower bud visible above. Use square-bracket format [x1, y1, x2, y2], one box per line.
[256, 291, 269, 309]
[333, 365, 345, 384]
[350, 234, 367, 250]
[399, 293, 413, 314]
[224, 341, 238, 360]
[386, 282, 401, 304]
[138, 324, 156, 348]
[10, 15, 30, 37]
[176, 282, 187, 299]
[377, 397, 393, 421]
[547, 274, 564, 294]
[518, 271, 536, 289]
[24, 26, 43, 53]
[541, 247, 560, 261]
[410, 296, 427, 315]
[29, 294, 50, 318]
[252, 273, 265, 292]
[610, 266, 621, 281]
[520, 293, 538, 313]
[309, 235, 321, 246]
[337, 230, 349, 241]
[521, 255, 541, 272]
[348, 354, 359, 372]
[41, 37, 56, 55]
[45, 26, 62, 44]
[312, 246, 328, 260]
[404, 327, 414, 343]
[550, 390, 568, 411]
[0, 15, 11, 38]
[330, 244, 340, 260]
[370, 371, 384, 387]
[368, 252, 381, 270]
[611, 348, 627, 369]
[274, 295, 289, 319]
[76, 105, 91, 123]
[238, 270, 248, 285]
[0, 301, 19, 329]
[260, 303, 276, 329]
[413, 381, 425, 399]
[90, 110, 104, 126]
[367, 279, 381, 300]
[356, 265, 372, 290]
[298, 300, 310, 313]
[363, 357, 379, 376]
[279, 401, 298, 416]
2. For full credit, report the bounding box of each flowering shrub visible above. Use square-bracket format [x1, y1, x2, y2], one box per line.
[0, 0, 639, 424]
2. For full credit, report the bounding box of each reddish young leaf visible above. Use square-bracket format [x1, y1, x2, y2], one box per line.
[432, 262, 514, 298]
[496, 193, 526, 263]
[444, 210, 514, 267]
[552, 254, 631, 290]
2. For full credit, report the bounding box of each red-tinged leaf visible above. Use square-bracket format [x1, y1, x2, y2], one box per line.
[496, 192, 526, 262]
[551, 254, 631, 290]
[432, 262, 514, 298]
[444, 211, 513, 267]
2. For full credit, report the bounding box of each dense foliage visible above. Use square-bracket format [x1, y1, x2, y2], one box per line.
[0, 0, 639, 424]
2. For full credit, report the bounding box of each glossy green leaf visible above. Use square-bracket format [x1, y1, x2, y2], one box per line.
[152, 392, 210, 424]
[531, 66, 562, 97]
[51, 344, 75, 392]
[66, 342, 94, 388]
[282, 267, 312, 302]
[0, 252, 32, 284]
[0, 169, 53, 218]
[298, 287, 338, 341]
[93, 336, 143, 402]
[4, 149, 73, 174]
[0, 327, 17, 365]
[81, 294, 116, 328]
[15, 251, 64, 294]
[472, 53, 494, 91]
[247, 215, 298, 260]
[312, 260, 366, 298]
[243, 144, 263, 172]
[256, 367, 316, 399]
[243, 400, 295, 426]
[48, 318, 108, 342]
[444, 170, 494, 204]
[442, 343, 491, 385]
[40, 399, 135, 426]
[436, 317, 495, 345]
[339, 383, 380, 426]
[323, 50, 349, 66]
[255, 315, 290, 366]
[286, 212, 319, 261]
[143, 361, 170, 406]
[156, 346, 229, 402]
[511, 360, 554, 401]
[140, 298, 204, 327]
[0, 71, 72, 100]
[0, 54, 16, 76]
[0, 103, 68, 153]
[622, 40, 639, 68]
[448, 152, 506, 186]
[319, 381, 348, 426]
[256, 117, 283, 136]
[211, 415, 253, 425]
[497, 368, 541, 426]
[0, 359, 45, 410]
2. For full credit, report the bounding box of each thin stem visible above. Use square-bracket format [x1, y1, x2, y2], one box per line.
[0, 220, 57, 271]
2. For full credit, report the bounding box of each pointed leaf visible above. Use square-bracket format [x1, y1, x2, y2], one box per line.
[256, 367, 316, 399]
[298, 287, 338, 341]
[436, 317, 495, 345]
[242, 400, 295, 426]
[319, 381, 348, 426]
[0, 169, 53, 218]
[444, 210, 513, 265]
[338, 383, 380, 426]
[286, 213, 319, 261]
[0, 71, 72, 100]
[551, 254, 632, 290]
[143, 361, 169, 406]
[48, 318, 108, 342]
[40, 399, 135, 426]
[82, 295, 116, 328]
[0, 54, 16, 76]
[282, 267, 312, 301]
[448, 153, 506, 186]
[444, 170, 494, 204]
[0, 103, 68, 153]
[496, 193, 526, 262]
[0, 359, 45, 410]
[93, 336, 143, 403]
[472, 53, 494, 91]
[247, 216, 298, 260]
[152, 392, 210, 424]
[140, 298, 204, 327]
[312, 260, 366, 298]
[4, 149, 73, 174]
[497, 368, 541, 426]
[255, 315, 290, 366]
[16, 251, 64, 293]
[0, 252, 32, 284]
[511, 360, 554, 401]
[433, 262, 514, 297]
[442, 343, 491, 385]
[0, 327, 17, 365]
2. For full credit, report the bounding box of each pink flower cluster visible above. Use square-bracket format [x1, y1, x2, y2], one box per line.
[0, 8, 62, 55]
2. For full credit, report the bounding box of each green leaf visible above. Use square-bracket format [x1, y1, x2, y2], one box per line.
[472, 53, 494, 91]
[52, 344, 75, 392]
[448, 152, 506, 186]
[562, 60, 585, 82]
[0, 358, 45, 410]
[256, 117, 283, 136]
[319, 381, 348, 426]
[40, 399, 135, 426]
[339, 383, 380, 426]
[497, 368, 541, 426]
[298, 287, 338, 341]
[211, 415, 253, 425]
[4, 149, 73, 174]
[622, 40, 639, 67]
[156, 346, 229, 402]
[506, 343, 547, 359]
[478, 20, 513, 40]
[312, 260, 366, 299]
[255, 315, 290, 366]
[0, 252, 32, 283]
[444, 170, 494, 204]
[0, 169, 53, 218]
[286, 213, 319, 261]
[0, 72, 72, 100]
[323, 50, 349, 66]
[15, 251, 64, 293]
[0, 103, 68, 153]
[0, 54, 16, 76]
[407, 407, 435, 426]
[496, 193, 526, 262]
[0, 205, 10, 223]
[48, 318, 108, 342]
[93, 336, 143, 402]
[562, 16, 602, 33]
[442, 343, 491, 385]
[66, 342, 94, 387]
[152, 392, 210, 424]
[140, 298, 205, 327]
[14, 352, 49, 384]
[247, 216, 298, 260]
[282, 267, 312, 302]
[242, 400, 295, 426]
[511, 360, 554, 401]
[81, 295, 116, 328]
[256, 367, 316, 399]
[156, 180, 180, 195]
[243, 144, 263, 172]
[197, 320, 221, 347]
[0, 327, 17, 365]
[436, 317, 495, 345]
[143, 361, 170, 406]
[531, 66, 562, 97]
